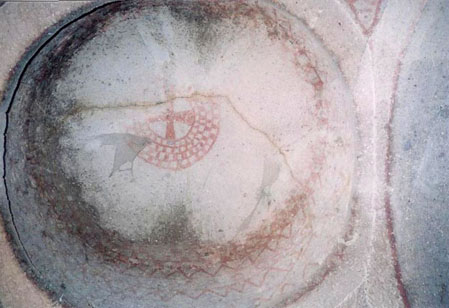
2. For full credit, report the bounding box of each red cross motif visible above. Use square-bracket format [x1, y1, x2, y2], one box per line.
[129, 96, 220, 170]
[145, 101, 195, 141]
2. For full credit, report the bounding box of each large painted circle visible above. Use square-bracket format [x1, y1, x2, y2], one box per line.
[3, 1, 355, 307]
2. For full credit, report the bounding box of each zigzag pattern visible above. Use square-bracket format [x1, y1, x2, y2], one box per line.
[79, 191, 316, 306]
[50, 6, 344, 305]
[74, 133, 351, 307]
[76, 139, 340, 305]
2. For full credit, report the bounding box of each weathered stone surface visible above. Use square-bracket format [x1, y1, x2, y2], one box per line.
[390, 1, 449, 307]
[0, 0, 446, 308]
[2, 2, 354, 307]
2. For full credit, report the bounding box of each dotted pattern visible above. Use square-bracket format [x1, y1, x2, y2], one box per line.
[131, 100, 220, 170]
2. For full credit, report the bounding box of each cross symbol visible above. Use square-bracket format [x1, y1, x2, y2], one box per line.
[146, 101, 195, 141]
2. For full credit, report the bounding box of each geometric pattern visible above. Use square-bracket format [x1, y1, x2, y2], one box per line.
[130, 98, 220, 170]
[346, 0, 383, 35]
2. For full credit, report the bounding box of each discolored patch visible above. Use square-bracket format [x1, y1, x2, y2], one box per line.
[148, 203, 199, 245]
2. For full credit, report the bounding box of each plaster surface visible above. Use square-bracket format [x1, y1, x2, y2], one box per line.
[0, 0, 446, 307]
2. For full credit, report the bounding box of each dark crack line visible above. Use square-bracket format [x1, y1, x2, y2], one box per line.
[65, 92, 305, 188]
[223, 96, 304, 187]
[2, 94, 39, 276]
[1, 0, 122, 284]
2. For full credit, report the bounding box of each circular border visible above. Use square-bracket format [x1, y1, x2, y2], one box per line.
[0, 1, 357, 307]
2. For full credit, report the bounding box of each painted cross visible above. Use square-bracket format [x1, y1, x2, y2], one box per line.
[145, 101, 195, 141]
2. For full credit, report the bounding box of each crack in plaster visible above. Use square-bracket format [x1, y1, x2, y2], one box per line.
[63, 93, 304, 188]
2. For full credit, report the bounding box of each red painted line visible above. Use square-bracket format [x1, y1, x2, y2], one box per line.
[129, 98, 220, 171]
[382, 2, 428, 307]
[347, 0, 384, 36]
